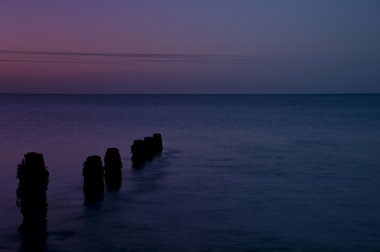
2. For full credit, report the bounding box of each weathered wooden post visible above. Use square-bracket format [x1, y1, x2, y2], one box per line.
[104, 148, 122, 191]
[143, 136, 155, 160]
[131, 140, 145, 168]
[82, 155, 104, 203]
[16, 152, 49, 234]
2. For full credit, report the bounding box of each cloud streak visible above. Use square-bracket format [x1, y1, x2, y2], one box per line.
[2, 49, 367, 67]
[0, 58, 138, 66]
[0, 49, 249, 59]
[0, 49, 286, 66]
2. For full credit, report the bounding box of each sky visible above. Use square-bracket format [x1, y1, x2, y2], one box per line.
[0, 1, 379, 94]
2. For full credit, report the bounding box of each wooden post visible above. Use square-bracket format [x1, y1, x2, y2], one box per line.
[104, 148, 122, 191]
[16, 152, 49, 234]
[82, 155, 104, 203]
[143, 137, 155, 160]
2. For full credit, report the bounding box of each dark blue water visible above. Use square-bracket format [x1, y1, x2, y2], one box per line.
[0, 94, 379, 251]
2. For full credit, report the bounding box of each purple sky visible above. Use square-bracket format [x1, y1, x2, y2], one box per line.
[0, 1, 379, 93]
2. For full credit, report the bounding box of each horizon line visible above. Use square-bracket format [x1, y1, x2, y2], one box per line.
[0, 92, 379, 96]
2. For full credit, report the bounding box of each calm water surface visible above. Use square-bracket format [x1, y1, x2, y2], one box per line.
[0, 94, 379, 251]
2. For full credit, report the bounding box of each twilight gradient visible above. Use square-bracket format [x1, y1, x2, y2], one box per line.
[0, 1, 379, 93]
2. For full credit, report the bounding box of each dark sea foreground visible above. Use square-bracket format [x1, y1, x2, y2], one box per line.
[0, 94, 379, 252]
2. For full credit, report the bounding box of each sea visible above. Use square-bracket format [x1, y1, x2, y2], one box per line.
[0, 94, 379, 252]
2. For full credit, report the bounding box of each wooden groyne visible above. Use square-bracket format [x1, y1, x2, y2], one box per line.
[17, 133, 163, 210]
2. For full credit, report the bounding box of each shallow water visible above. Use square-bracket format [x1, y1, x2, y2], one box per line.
[0, 94, 380, 251]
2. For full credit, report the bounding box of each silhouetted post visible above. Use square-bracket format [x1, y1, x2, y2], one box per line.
[82, 155, 104, 203]
[16, 152, 49, 235]
[131, 140, 145, 168]
[143, 136, 155, 160]
[152, 133, 163, 154]
[104, 148, 122, 191]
